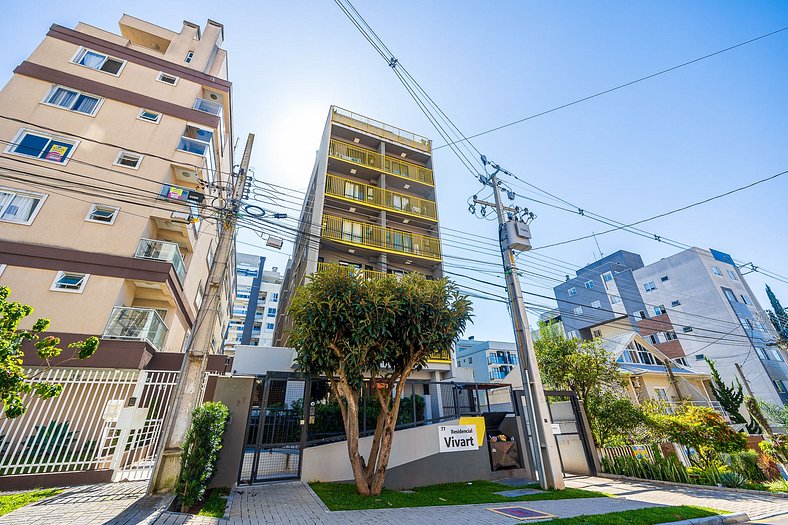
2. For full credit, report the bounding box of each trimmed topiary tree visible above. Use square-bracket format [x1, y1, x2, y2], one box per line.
[176, 401, 230, 512]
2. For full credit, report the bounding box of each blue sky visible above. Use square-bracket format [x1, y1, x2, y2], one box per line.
[2, 1, 787, 340]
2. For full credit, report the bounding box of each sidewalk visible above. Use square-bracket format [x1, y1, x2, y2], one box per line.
[5, 476, 788, 524]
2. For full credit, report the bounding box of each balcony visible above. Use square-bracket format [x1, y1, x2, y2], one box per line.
[135, 239, 186, 283]
[316, 261, 389, 281]
[102, 307, 168, 351]
[660, 400, 729, 420]
[331, 106, 431, 153]
[328, 139, 434, 186]
[325, 174, 437, 222]
[321, 214, 441, 262]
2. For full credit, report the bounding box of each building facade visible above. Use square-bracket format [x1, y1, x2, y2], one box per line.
[224, 253, 283, 353]
[456, 339, 519, 382]
[0, 16, 233, 485]
[273, 107, 451, 371]
[553, 248, 786, 406]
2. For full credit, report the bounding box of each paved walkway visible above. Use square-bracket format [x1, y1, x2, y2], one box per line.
[5, 476, 788, 524]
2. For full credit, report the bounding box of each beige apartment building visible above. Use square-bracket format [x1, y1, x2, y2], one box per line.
[274, 107, 452, 370]
[0, 15, 233, 487]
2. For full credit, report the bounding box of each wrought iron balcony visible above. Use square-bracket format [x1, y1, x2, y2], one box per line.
[328, 139, 434, 186]
[321, 215, 441, 262]
[102, 307, 168, 351]
[134, 238, 186, 283]
[325, 174, 437, 221]
[331, 106, 431, 152]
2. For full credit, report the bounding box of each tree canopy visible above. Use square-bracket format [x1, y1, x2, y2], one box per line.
[0, 286, 99, 418]
[288, 265, 472, 495]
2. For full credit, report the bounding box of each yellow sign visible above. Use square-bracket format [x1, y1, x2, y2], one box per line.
[459, 416, 486, 446]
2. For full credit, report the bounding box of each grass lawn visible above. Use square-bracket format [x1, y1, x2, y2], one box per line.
[309, 480, 606, 511]
[197, 487, 230, 518]
[533, 505, 720, 524]
[0, 488, 62, 516]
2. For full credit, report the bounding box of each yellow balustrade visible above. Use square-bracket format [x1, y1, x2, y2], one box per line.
[321, 215, 441, 262]
[328, 139, 434, 186]
[325, 174, 437, 221]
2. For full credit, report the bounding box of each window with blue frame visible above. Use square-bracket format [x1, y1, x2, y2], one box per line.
[267, 307, 277, 317]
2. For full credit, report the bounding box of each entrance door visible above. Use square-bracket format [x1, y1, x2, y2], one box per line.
[239, 377, 308, 483]
[544, 390, 597, 476]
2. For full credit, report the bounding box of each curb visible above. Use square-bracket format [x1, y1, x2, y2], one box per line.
[655, 512, 750, 525]
[600, 473, 788, 499]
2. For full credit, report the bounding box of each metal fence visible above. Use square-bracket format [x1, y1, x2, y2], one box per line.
[305, 379, 514, 445]
[0, 368, 178, 481]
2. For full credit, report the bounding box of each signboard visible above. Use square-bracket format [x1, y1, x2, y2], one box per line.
[438, 424, 479, 453]
[160, 184, 205, 204]
[458, 416, 486, 446]
[631, 445, 649, 460]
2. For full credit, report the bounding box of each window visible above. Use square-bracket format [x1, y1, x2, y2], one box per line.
[185, 50, 194, 63]
[584, 280, 594, 290]
[113, 151, 142, 169]
[634, 310, 647, 320]
[774, 380, 787, 394]
[602, 271, 613, 283]
[654, 388, 669, 402]
[196, 282, 204, 310]
[85, 204, 119, 224]
[591, 300, 601, 309]
[567, 287, 577, 297]
[727, 270, 738, 280]
[675, 358, 688, 366]
[265, 323, 275, 331]
[43, 86, 101, 115]
[643, 281, 656, 292]
[138, 109, 162, 123]
[610, 295, 622, 304]
[7, 129, 77, 164]
[711, 265, 722, 276]
[267, 307, 277, 318]
[573, 306, 583, 316]
[740, 318, 753, 330]
[592, 329, 602, 338]
[695, 354, 705, 361]
[468, 357, 473, 364]
[51, 271, 88, 293]
[73, 48, 125, 75]
[771, 348, 784, 362]
[272, 292, 279, 303]
[0, 187, 46, 224]
[741, 295, 752, 305]
[648, 334, 660, 345]
[671, 300, 681, 307]
[156, 72, 179, 85]
[660, 275, 669, 282]
[664, 331, 678, 341]
[683, 326, 693, 333]
[653, 305, 666, 316]
[723, 289, 738, 303]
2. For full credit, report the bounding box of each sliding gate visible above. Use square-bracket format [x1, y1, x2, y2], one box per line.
[239, 376, 308, 483]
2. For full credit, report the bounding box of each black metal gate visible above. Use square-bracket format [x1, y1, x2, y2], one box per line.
[239, 376, 309, 483]
[544, 390, 597, 476]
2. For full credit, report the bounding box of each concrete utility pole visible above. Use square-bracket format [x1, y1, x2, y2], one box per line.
[475, 158, 564, 490]
[734, 362, 755, 398]
[150, 133, 255, 493]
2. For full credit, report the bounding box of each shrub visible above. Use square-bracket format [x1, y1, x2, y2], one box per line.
[724, 450, 766, 483]
[601, 452, 689, 484]
[766, 478, 788, 493]
[760, 436, 788, 463]
[176, 402, 230, 512]
[719, 471, 746, 488]
[759, 454, 781, 481]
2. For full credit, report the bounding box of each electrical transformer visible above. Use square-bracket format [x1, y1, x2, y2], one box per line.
[504, 221, 532, 251]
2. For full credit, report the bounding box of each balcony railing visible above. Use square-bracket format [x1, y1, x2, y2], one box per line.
[135, 239, 186, 283]
[321, 215, 441, 262]
[331, 106, 431, 152]
[661, 400, 729, 420]
[102, 307, 168, 351]
[328, 139, 434, 186]
[325, 174, 437, 221]
[316, 262, 389, 281]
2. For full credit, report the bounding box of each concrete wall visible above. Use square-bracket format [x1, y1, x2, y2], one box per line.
[301, 418, 530, 489]
[208, 376, 254, 488]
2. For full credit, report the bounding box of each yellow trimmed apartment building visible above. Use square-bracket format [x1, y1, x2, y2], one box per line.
[274, 107, 452, 372]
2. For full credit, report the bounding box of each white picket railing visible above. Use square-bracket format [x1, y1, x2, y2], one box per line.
[0, 367, 178, 481]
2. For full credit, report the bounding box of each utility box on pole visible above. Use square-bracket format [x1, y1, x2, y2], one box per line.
[504, 221, 532, 251]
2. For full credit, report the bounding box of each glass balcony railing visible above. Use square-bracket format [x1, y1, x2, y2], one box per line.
[328, 139, 434, 186]
[102, 307, 168, 351]
[325, 174, 437, 221]
[135, 238, 186, 283]
[331, 106, 431, 152]
[321, 214, 441, 262]
[316, 262, 389, 281]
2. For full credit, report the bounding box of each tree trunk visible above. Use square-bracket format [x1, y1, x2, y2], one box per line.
[334, 378, 372, 495]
